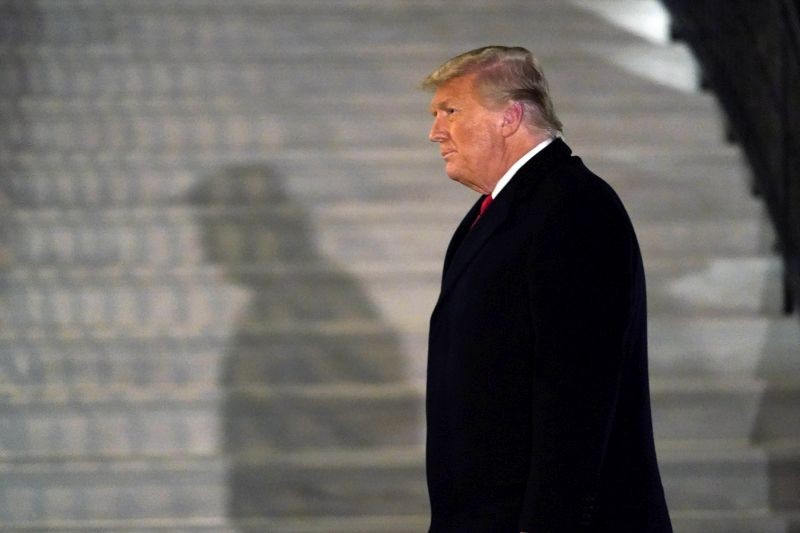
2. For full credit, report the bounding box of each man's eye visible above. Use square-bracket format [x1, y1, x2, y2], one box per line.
[431, 108, 456, 118]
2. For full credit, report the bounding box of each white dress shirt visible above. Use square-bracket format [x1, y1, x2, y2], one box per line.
[491, 137, 554, 199]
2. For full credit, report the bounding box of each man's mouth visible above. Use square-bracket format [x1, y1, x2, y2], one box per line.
[441, 150, 455, 159]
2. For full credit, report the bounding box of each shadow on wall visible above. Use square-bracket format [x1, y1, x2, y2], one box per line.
[192, 164, 420, 527]
[0, 0, 41, 384]
[0, 0, 43, 194]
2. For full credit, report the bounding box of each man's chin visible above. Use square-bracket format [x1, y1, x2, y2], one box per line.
[444, 165, 462, 182]
[444, 167, 483, 192]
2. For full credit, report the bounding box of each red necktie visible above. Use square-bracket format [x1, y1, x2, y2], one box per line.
[470, 194, 493, 229]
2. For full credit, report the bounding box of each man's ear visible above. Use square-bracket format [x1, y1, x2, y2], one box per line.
[500, 101, 524, 137]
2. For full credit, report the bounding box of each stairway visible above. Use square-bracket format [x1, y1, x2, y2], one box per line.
[1, 0, 799, 531]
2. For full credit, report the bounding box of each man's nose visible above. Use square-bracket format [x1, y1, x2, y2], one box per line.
[429, 116, 447, 142]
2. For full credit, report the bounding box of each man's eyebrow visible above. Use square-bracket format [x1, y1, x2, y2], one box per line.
[430, 99, 457, 112]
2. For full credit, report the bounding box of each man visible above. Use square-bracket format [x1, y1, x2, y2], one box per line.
[422, 46, 672, 532]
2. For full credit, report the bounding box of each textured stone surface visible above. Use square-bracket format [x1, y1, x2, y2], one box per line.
[1, 0, 799, 530]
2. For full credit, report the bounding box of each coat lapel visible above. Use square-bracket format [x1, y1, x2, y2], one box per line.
[441, 197, 482, 277]
[439, 192, 512, 297]
[436, 138, 573, 302]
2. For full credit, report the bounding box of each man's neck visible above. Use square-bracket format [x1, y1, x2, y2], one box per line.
[482, 131, 553, 195]
[490, 137, 554, 198]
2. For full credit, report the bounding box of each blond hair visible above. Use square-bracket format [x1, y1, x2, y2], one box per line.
[421, 45, 563, 136]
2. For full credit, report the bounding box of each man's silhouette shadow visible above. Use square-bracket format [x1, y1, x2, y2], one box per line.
[192, 164, 417, 527]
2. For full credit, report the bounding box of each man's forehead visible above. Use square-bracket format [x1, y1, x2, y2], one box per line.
[430, 94, 463, 109]
[429, 74, 479, 108]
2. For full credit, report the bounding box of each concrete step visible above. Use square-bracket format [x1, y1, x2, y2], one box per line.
[0, 144, 742, 180]
[651, 378, 800, 442]
[5, 87, 719, 115]
[590, 149, 750, 186]
[0, 59, 419, 100]
[0, 512, 798, 533]
[3, 112, 426, 153]
[0, 516, 429, 533]
[1, 204, 771, 272]
[0, 449, 427, 523]
[647, 316, 800, 376]
[2, 311, 794, 382]
[2, 111, 728, 156]
[660, 439, 800, 513]
[0, 330, 409, 389]
[645, 256, 785, 317]
[1, 145, 749, 209]
[560, 108, 727, 153]
[0, 1, 644, 52]
[0, 49, 711, 101]
[0, 28, 628, 64]
[0, 255, 789, 334]
[669, 512, 800, 533]
[371, 315, 800, 382]
[0, 442, 798, 525]
[4, 205, 322, 269]
[1, 378, 798, 454]
[2, 0, 596, 9]
[0, 315, 400, 346]
[1, 90, 718, 163]
[0, 277, 398, 331]
[0, 384, 424, 457]
[1, 276, 786, 342]
[0, 163, 458, 208]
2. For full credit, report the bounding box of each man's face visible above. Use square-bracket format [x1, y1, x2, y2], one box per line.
[428, 73, 506, 194]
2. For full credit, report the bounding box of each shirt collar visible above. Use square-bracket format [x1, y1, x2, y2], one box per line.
[491, 137, 554, 199]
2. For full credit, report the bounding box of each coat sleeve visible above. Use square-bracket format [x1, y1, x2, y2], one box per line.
[517, 184, 639, 532]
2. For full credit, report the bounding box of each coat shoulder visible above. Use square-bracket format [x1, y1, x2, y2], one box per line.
[517, 153, 632, 231]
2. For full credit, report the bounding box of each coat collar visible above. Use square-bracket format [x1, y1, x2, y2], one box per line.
[437, 138, 572, 300]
